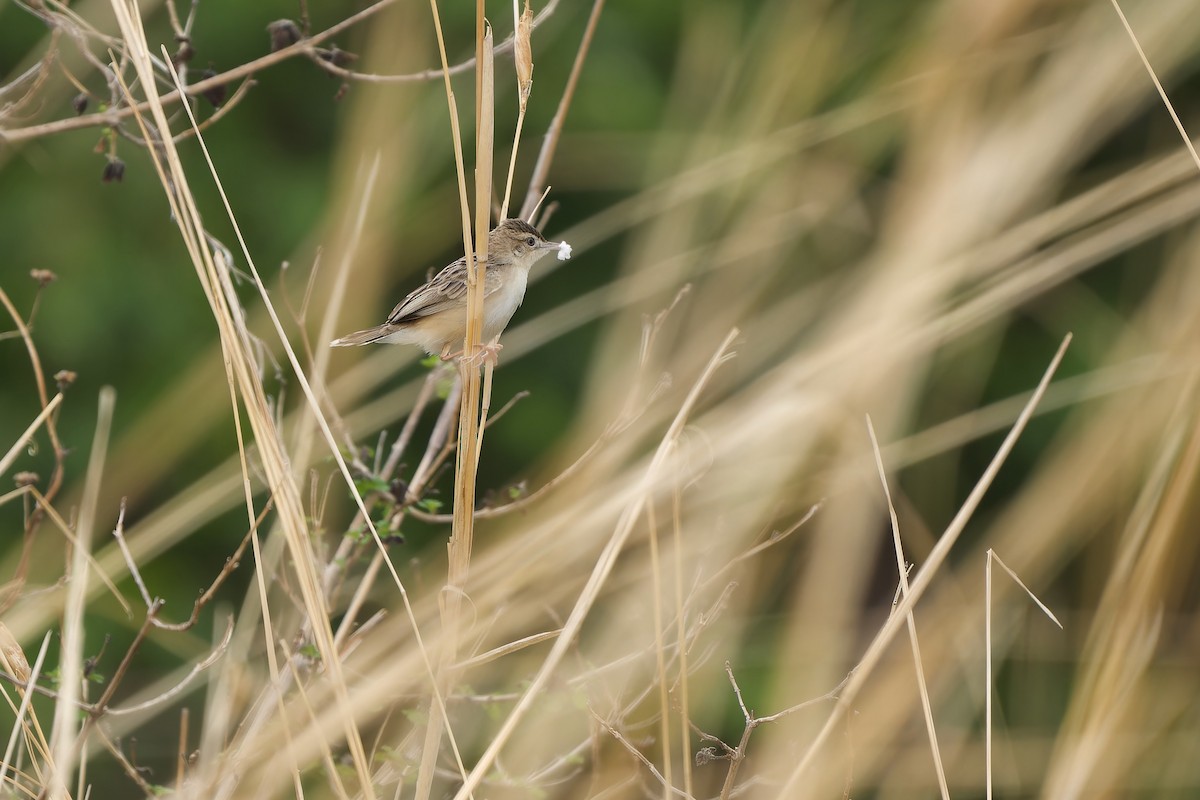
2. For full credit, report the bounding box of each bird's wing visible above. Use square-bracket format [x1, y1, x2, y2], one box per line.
[386, 258, 506, 325]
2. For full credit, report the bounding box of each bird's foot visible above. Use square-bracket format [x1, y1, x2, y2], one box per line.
[464, 340, 503, 368]
[443, 340, 503, 367]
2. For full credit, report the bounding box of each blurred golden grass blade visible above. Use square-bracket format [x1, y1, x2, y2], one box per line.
[890, 354, 1175, 471]
[1042, 372, 1200, 797]
[288, 155, 383, 482]
[781, 334, 1070, 796]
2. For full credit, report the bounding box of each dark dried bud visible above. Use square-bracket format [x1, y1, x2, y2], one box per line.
[390, 478, 408, 499]
[174, 40, 195, 64]
[319, 45, 357, 68]
[13, 472, 39, 488]
[54, 370, 77, 391]
[198, 68, 226, 108]
[267, 19, 302, 52]
[72, 93, 88, 115]
[381, 532, 405, 546]
[102, 158, 125, 183]
[30, 269, 58, 286]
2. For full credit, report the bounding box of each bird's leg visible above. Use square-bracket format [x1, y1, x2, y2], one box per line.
[463, 338, 503, 368]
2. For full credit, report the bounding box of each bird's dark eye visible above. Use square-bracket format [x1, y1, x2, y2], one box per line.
[526, 237, 537, 247]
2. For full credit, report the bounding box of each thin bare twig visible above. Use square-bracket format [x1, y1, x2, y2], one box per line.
[1, 0, 558, 145]
[589, 707, 695, 800]
[707, 662, 850, 800]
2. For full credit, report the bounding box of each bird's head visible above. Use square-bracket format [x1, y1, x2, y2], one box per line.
[489, 219, 563, 268]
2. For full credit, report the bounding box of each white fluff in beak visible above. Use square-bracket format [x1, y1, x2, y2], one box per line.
[557, 241, 572, 261]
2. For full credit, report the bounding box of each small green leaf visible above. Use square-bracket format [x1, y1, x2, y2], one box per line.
[354, 476, 391, 496]
[402, 707, 428, 726]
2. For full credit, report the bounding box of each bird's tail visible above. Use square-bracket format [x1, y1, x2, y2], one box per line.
[330, 326, 392, 347]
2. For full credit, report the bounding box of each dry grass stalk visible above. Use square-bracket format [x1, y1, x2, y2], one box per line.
[867, 415, 950, 800]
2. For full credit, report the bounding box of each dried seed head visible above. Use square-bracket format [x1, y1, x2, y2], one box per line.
[30, 269, 58, 286]
[515, 0, 534, 104]
[174, 40, 195, 65]
[0, 623, 30, 684]
[13, 472, 39, 488]
[320, 45, 357, 68]
[267, 19, 303, 52]
[55, 370, 77, 391]
[198, 68, 227, 108]
[102, 158, 125, 183]
[72, 93, 88, 115]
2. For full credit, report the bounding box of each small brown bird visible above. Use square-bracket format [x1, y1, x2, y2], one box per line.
[331, 219, 569, 359]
